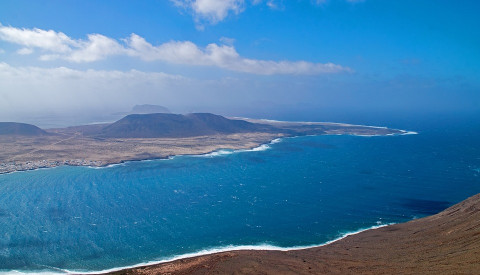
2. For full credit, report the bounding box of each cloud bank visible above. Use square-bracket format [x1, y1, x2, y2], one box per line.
[0, 62, 187, 118]
[0, 24, 350, 75]
[0, 62, 301, 121]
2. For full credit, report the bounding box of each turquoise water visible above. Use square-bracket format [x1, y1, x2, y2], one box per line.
[0, 120, 479, 273]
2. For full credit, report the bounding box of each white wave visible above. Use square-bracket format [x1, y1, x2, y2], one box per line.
[270, 138, 282, 144]
[0, 222, 392, 274]
[243, 144, 270, 152]
[238, 138, 283, 153]
[87, 163, 125, 169]
[400, 130, 418, 135]
[195, 145, 270, 158]
[199, 149, 235, 157]
[64, 222, 392, 274]
[352, 134, 383, 137]
[0, 266, 70, 275]
[195, 138, 282, 158]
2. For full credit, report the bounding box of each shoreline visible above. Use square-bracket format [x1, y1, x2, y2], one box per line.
[3, 125, 475, 274]
[71, 224, 393, 275]
[0, 130, 422, 274]
[0, 128, 416, 176]
[103, 192, 480, 274]
[0, 135, 278, 176]
[1, 223, 393, 275]
[5, 189, 476, 274]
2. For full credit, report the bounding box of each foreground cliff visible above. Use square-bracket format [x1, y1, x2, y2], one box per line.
[111, 193, 480, 274]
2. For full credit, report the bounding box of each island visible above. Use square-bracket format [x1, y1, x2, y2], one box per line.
[0, 113, 407, 174]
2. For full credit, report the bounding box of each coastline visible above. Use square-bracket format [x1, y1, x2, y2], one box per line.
[66, 224, 392, 275]
[105, 192, 480, 274]
[0, 130, 424, 274]
[16, 191, 473, 274]
[0, 134, 279, 175]
[0, 222, 396, 274]
[0, 125, 415, 176]
[0, 132, 283, 175]
[3, 126, 477, 274]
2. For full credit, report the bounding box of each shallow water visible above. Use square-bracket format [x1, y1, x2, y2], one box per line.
[0, 120, 479, 273]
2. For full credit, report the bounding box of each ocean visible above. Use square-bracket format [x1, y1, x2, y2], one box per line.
[0, 115, 479, 273]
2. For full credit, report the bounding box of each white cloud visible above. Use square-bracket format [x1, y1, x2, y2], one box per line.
[266, 1, 278, 9]
[171, 0, 365, 26]
[0, 24, 351, 75]
[219, 36, 235, 45]
[0, 25, 75, 53]
[16, 48, 33, 55]
[193, 0, 244, 23]
[0, 24, 130, 62]
[126, 34, 350, 75]
[63, 34, 129, 62]
[171, 0, 244, 24]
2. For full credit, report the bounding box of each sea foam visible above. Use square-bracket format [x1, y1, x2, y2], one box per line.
[76, 223, 392, 274]
[400, 130, 419, 135]
[1, 222, 391, 275]
[196, 138, 282, 158]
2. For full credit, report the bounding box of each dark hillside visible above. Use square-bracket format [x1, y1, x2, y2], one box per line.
[99, 113, 275, 138]
[0, 122, 49, 136]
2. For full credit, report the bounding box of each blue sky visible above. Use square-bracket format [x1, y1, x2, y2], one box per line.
[0, 0, 479, 122]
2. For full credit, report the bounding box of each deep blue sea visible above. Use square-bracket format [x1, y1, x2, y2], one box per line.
[0, 116, 479, 273]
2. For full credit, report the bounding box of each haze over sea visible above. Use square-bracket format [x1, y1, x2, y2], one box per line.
[0, 113, 479, 273]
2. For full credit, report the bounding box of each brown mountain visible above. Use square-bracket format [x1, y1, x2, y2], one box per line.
[0, 122, 49, 136]
[98, 113, 275, 138]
